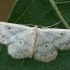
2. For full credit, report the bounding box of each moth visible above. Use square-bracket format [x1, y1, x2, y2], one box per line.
[0, 22, 70, 63]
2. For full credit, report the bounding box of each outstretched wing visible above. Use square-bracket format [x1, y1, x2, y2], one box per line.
[8, 31, 34, 59]
[34, 30, 58, 63]
[34, 28, 70, 63]
[0, 22, 34, 59]
[0, 22, 31, 44]
[41, 28, 70, 50]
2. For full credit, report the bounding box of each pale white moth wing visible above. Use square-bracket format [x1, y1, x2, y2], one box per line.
[0, 22, 31, 44]
[8, 30, 34, 59]
[34, 30, 58, 63]
[0, 22, 36, 59]
[41, 29, 70, 50]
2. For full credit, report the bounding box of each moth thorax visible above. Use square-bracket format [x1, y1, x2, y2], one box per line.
[29, 26, 38, 58]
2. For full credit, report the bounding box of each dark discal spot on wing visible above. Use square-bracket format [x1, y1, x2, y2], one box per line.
[6, 25, 11, 30]
[45, 45, 48, 47]
[8, 27, 11, 30]
[19, 41, 22, 44]
[61, 33, 63, 36]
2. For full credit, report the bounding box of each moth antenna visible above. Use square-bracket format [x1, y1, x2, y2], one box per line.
[47, 21, 60, 28]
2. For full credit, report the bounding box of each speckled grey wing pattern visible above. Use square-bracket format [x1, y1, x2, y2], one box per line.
[42, 29, 70, 50]
[34, 30, 58, 63]
[8, 31, 34, 59]
[34, 28, 70, 63]
[0, 22, 34, 59]
[1, 22, 70, 63]
[0, 22, 31, 44]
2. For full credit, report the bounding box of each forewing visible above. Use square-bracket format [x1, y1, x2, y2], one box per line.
[41, 29, 70, 50]
[0, 22, 31, 44]
[34, 31, 58, 63]
[0, 22, 35, 59]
